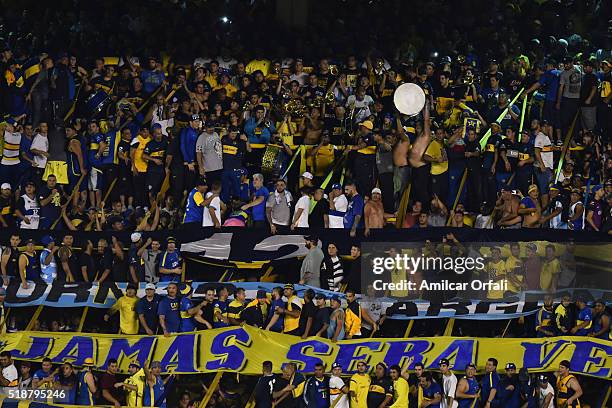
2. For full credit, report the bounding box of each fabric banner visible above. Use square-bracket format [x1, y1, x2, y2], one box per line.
[4, 280, 612, 320]
[1, 326, 611, 379]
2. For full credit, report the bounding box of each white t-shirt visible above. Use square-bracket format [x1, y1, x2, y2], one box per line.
[329, 375, 349, 408]
[441, 373, 459, 408]
[202, 192, 222, 227]
[31, 134, 49, 169]
[329, 194, 348, 228]
[538, 383, 555, 408]
[294, 195, 310, 228]
[534, 132, 553, 169]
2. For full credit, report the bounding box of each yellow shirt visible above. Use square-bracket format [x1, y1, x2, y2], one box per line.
[214, 83, 238, 98]
[541, 258, 560, 290]
[505, 255, 524, 293]
[390, 267, 408, 298]
[125, 368, 145, 407]
[312, 145, 335, 177]
[110, 295, 139, 334]
[425, 139, 448, 175]
[277, 121, 298, 146]
[350, 373, 371, 408]
[204, 73, 218, 88]
[132, 134, 150, 173]
[246, 59, 271, 76]
[486, 260, 507, 300]
[390, 377, 409, 408]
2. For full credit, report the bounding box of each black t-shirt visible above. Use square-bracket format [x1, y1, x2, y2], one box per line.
[325, 117, 346, 145]
[580, 72, 599, 106]
[0, 195, 14, 227]
[166, 134, 184, 171]
[111, 246, 128, 282]
[272, 375, 296, 408]
[497, 138, 518, 173]
[464, 139, 482, 171]
[117, 139, 131, 172]
[309, 198, 329, 229]
[254, 374, 276, 408]
[200, 302, 215, 329]
[298, 300, 317, 336]
[143, 138, 168, 173]
[344, 67, 364, 88]
[222, 136, 247, 170]
[78, 252, 96, 282]
[311, 307, 331, 337]
[96, 248, 113, 276]
[367, 376, 394, 407]
[38, 184, 64, 220]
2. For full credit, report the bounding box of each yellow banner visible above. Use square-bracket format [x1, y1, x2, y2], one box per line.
[2, 327, 611, 378]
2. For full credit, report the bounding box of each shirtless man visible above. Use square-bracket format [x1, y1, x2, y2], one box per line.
[364, 188, 391, 236]
[301, 107, 323, 145]
[393, 126, 411, 199]
[519, 184, 542, 228]
[496, 187, 522, 228]
[408, 102, 431, 168]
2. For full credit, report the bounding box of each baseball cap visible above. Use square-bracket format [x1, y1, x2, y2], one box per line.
[331, 295, 341, 303]
[331, 183, 342, 190]
[538, 374, 549, 382]
[304, 235, 318, 242]
[6, 118, 16, 126]
[331, 362, 342, 369]
[371, 187, 382, 194]
[467, 363, 476, 369]
[301, 171, 314, 180]
[191, 114, 201, 121]
[150, 361, 162, 369]
[360, 120, 374, 130]
[150, 123, 162, 131]
[439, 358, 450, 366]
[41, 235, 55, 246]
[314, 293, 327, 300]
[25, 181, 36, 187]
[528, 184, 539, 194]
[130, 232, 142, 243]
[284, 283, 295, 290]
[166, 236, 177, 244]
[179, 283, 193, 296]
[505, 363, 516, 370]
[145, 283, 156, 290]
[256, 289, 267, 299]
[591, 184, 603, 193]
[83, 358, 95, 366]
[228, 125, 240, 133]
[1, 183, 11, 190]
[129, 361, 141, 369]
[25, 238, 35, 245]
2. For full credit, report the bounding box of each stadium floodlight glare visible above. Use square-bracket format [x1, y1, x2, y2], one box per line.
[221, 16, 231, 24]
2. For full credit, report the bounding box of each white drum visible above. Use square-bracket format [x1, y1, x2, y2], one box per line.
[393, 83, 426, 116]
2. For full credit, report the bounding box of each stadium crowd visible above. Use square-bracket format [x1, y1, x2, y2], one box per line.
[0, 2, 611, 234]
[1, 0, 611, 406]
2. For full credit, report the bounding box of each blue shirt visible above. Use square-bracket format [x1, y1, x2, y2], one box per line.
[498, 375, 521, 408]
[457, 377, 479, 408]
[539, 69, 561, 102]
[343, 194, 364, 229]
[305, 376, 330, 408]
[87, 132, 105, 168]
[159, 250, 181, 282]
[54, 373, 77, 404]
[252, 186, 269, 221]
[576, 307, 593, 336]
[33, 368, 52, 381]
[179, 296, 196, 332]
[19, 136, 33, 172]
[136, 295, 161, 334]
[39, 249, 57, 284]
[184, 188, 205, 224]
[76, 371, 94, 405]
[481, 371, 500, 405]
[213, 299, 229, 328]
[143, 376, 166, 408]
[180, 127, 199, 164]
[244, 117, 275, 144]
[267, 299, 285, 332]
[158, 295, 181, 333]
[422, 381, 442, 408]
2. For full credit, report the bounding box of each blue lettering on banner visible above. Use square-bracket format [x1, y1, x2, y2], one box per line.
[103, 337, 156, 370]
[51, 336, 95, 367]
[569, 341, 612, 378]
[285, 340, 332, 372]
[521, 339, 569, 370]
[427, 339, 475, 371]
[205, 328, 251, 371]
[9, 336, 51, 360]
[160, 334, 197, 373]
[335, 342, 383, 372]
[383, 340, 430, 368]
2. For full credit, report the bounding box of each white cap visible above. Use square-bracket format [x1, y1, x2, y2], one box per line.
[193, 58, 207, 68]
[301, 171, 314, 180]
[0, 183, 11, 190]
[371, 187, 382, 194]
[130, 232, 142, 243]
[145, 283, 156, 290]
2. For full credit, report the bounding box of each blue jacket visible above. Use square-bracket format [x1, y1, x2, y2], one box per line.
[244, 117, 275, 144]
[180, 127, 199, 164]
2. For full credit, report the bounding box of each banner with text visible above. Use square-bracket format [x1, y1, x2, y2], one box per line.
[1, 327, 611, 379]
